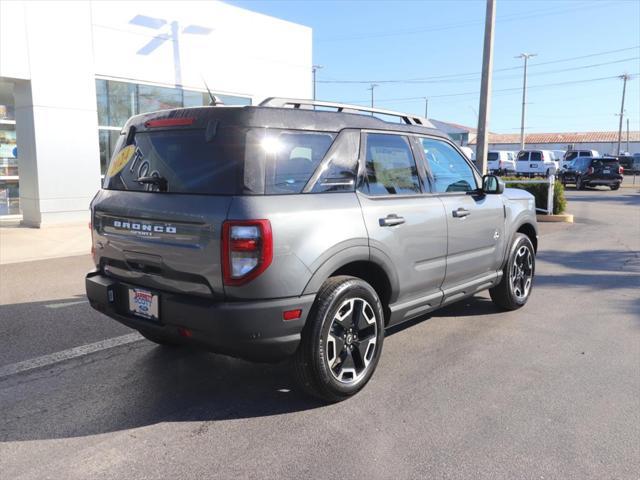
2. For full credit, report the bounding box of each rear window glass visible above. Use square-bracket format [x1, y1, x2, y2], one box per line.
[592, 159, 619, 168]
[530, 152, 542, 161]
[517, 151, 528, 161]
[104, 128, 242, 195]
[488, 152, 498, 161]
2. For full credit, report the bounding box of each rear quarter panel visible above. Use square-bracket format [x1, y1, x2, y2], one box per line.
[225, 192, 368, 299]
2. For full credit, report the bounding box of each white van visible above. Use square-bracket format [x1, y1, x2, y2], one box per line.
[487, 151, 516, 175]
[516, 150, 557, 177]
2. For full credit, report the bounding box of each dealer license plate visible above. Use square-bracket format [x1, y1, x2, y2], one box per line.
[128, 288, 159, 321]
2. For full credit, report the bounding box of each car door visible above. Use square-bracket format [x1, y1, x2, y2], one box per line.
[418, 137, 506, 299]
[516, 151, 530, 174]
[357, 132, 447, 317]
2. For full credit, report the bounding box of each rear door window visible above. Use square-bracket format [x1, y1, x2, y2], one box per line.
[104, 128, 243, 195]
[363, 134, 422, 195]
[530, 152, 542, 161]
[517, 151, 529, 161]
[488, 152, 498, 161]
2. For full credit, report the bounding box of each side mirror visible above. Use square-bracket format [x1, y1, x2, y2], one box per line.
[482, 174, 505, 194]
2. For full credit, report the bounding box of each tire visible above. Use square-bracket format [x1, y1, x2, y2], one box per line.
[293, 276, 385, 403]
[610, 183, 620, 190]
[490, 233, 536, 311]
[576, 176, 584, 190]
[139, 329, 180, 347]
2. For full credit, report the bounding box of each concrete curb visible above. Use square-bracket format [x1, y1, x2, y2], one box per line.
[536, 213, 574, 223]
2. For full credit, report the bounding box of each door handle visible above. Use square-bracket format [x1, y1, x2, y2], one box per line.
[452, 208, 471, 218]
[379, 214, 405, 227]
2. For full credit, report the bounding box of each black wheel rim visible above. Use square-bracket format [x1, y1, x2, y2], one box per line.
[510, 245, 533, 300]
[326, 298, 377, 385]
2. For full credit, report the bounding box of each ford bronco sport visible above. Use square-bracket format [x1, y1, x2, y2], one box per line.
[86, 98, 538, 402]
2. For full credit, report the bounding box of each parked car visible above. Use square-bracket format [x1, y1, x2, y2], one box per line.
[487, 151, 516, 175]
[614, 155, 639, 174]
[516, 149, 557, 177]
[560, 157, 623, 190]
[86, 98, 538, 402]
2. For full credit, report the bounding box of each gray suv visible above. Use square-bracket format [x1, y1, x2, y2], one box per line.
[86, 98, 538, 402]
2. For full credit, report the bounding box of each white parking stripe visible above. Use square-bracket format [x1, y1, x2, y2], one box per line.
[44, 300, 89, 309]
[0, 332, 143, 379]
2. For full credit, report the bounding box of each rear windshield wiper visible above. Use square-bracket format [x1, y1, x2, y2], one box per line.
[137, 175, 168, 192]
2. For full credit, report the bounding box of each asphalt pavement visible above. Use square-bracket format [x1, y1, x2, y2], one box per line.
[0, 186, 638, 479]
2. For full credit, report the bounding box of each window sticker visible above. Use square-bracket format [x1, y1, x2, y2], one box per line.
[107, 145, 136, 177]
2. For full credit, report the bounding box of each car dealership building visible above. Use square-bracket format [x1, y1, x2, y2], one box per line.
[0, 0, 311, 225]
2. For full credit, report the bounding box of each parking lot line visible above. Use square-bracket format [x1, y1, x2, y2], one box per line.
[44, 300, 89, 309]
[0, 332, 142, 379]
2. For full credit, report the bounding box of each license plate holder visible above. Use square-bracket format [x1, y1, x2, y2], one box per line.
[128, 288, 159, 321]
[603, 169, 610, 174]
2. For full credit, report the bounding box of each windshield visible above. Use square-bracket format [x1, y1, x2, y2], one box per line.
[565, 152, 579, 161]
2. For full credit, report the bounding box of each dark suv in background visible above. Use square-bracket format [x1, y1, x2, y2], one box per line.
[87, 98, 538, 402]
[560, 157, 623, 190]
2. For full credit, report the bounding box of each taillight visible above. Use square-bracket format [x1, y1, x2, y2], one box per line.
[222, 220, 273, 286]
[587, 167, 594, 175]
[619, 166, 624, 174]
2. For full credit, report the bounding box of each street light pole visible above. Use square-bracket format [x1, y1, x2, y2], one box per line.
[312, 65, 323, 100]
[475, 0, 496, 176]
[617, 73, 629, 155]
[516, 53, 537, 151]
[424, 97, 429, 119]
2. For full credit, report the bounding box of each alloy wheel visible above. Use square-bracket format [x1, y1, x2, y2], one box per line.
[325, 298, 377, 385]
[510, 245, 533, 300]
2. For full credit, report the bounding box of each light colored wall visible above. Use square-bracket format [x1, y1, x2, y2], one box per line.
[0, 0, 312, 225]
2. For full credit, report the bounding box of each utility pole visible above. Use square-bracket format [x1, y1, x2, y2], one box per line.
[368, 83, 379, 111]
[312, 65, 323, 100]
[617, 73, 629, 155]
[516, 52, 537, 151]
[424, 97, 429, 119]
[627, 117, 630, 153]
[475, 0, 496, 175]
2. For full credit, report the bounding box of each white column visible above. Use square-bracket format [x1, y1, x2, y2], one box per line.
[15, 1, 101, 227]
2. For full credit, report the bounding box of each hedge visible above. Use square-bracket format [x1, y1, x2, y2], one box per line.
[501, 176, 567, 215]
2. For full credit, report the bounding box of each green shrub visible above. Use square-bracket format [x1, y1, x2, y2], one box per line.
[501, 176, 567, 214]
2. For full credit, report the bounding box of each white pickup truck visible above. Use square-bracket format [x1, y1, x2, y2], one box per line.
[516, 150, 558, 177]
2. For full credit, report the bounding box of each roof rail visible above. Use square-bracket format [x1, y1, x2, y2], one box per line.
[259, 97, 434, 128]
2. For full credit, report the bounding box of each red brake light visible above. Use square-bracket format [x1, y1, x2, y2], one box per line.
[619, 166, 624, 174]
[144, 117, 195, 128]
[587, 166, 594, 175]
[222, 220, 273, 286]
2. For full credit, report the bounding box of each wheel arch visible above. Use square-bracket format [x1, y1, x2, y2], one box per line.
[516, 222, 538, 253]
[302, 247, 398, 325]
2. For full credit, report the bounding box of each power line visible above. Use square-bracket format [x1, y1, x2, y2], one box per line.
[317, 46, 640, 84]
[338, 73, 640, 105]
[316, 1, 620, 42]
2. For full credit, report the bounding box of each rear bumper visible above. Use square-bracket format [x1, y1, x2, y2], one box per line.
[86, 271, 315, 362]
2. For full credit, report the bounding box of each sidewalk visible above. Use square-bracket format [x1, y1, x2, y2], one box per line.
[0, 222, 91, 265]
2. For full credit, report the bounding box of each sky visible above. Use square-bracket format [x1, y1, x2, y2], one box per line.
[228, 0, 640, 134]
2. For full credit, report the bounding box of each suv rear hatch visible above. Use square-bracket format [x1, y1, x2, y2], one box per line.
[92, 111, 245, 300]
[591, 158, 622, 179]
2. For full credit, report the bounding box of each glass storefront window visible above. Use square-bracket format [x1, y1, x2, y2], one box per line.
[0, 124, 19, 215]
[138, 84, 182, 114]
[98, 129, 121, 176]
